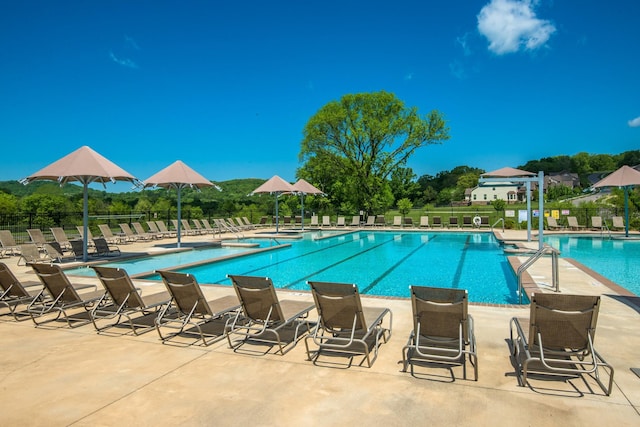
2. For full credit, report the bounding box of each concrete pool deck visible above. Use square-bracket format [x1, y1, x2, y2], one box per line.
[1, 227, 639, 426]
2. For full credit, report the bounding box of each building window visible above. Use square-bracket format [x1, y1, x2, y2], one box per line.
[473, 194, 476, 200]
[493, 195, 497, 200]
[483, 194, 487, 200]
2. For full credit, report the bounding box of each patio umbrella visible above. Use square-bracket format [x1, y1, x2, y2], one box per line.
[21, 146, 138, 262]
[292, 179, 325, 230]
[592, 165, 640, 237]
[142, 160, 213, 247]
[251, 175, 297, 233]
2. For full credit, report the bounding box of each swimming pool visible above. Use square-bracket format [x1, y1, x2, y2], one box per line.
[144, 231, 519, 304]
[544, 235, 640, 296]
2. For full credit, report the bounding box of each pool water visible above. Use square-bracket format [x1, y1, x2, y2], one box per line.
[544, 235, 640, 295]
[151, 232, 520, 304]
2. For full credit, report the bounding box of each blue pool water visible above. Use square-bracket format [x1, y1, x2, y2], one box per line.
[148, 232, 519, 304]
[544, 235, 640, 295]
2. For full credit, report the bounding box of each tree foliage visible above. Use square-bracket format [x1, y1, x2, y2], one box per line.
[298, 91, 449, 214]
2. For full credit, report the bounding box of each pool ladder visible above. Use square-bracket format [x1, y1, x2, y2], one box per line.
[517, 244, 560, 304]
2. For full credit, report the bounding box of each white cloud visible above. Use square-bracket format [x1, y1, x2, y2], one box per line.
[456, 33, 472, 56]
[629, 116, 640, 127]
[124, 35, 140, 50]
[109, 51, 138, 69]
[477, 0, 556, 55]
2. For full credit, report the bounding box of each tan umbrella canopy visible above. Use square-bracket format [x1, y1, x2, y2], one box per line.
[293, 179, 324, 230]
[592, 165, 640, 237]
[22, 146, 138, 262]
[142, 160, 213, 247]
[482, 167, 535, 177]
[251, 175, 297, 233]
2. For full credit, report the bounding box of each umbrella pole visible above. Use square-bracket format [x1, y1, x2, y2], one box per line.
[177, 188, 182, 248]
[300, 194, 304, 231]
[625, 187, 629, 238]
[83, 182, 89, 262]
[275, 193, 279, 233]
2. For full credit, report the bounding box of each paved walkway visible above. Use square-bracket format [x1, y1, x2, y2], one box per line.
[1, 227, 638, 426]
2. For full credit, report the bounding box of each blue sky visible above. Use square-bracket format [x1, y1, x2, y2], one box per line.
[1, 0, 639, 191]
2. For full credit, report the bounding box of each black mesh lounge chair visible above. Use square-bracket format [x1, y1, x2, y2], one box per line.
[462, 216, 473, 228]
[448, 217, 459, 228]
[0, 262, 47, 320]
[69, 239, 96, 259]
[93, 238, 120, 256]
[306, 281, 392, 368]
[156, 270, 241, 345]
[91, 266, 171, 334]
[432, 216, 442, 228]
[226, 275, 316, 355]
[509, 293, 614, 395]
[27, 263, 104, 327]
[401, 286, 477, 380]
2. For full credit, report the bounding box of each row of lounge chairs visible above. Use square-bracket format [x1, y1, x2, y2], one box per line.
[546, 215, 626, 231]
[300, 215, 492, 229]
[0, 261, 614, 393]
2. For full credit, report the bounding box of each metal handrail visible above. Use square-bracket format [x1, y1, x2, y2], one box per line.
[517, 244, 560, 304]
[491, 218, 505, 232]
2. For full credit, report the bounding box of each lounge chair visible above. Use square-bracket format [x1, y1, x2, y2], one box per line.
[0, 262, 47, 320]
[189, 219, 205, 234]
[27, 228, 49, 251]
[591, 216, 604, 231]
[321, 215, 332, 227]
[392, 216, 402, 228]
[611, 216, 625, 231]
[349, 215, 361, 227]
[90, 266, 171, 334]
[309, 215, 319, 227]
[242, 217, 257, 229]
[546, 216, 563, 230]
[335, 216, 346, 227]
[462, 216, 473, 228]
[257, 216, 269, 227]
[404, 217, 414, 228]
[155, 220, 177, 237]
[567, 216, 586, 231]
[133, 222, 160, 239]
[147, 221, 169, 238]
[200, 219, 219, 235]
[75, 226, 97, 248]
[0, 230, 21, 256]
[419, 216, 430, 228]
[27, 263, 104, 327]
[374, 215, 386, 227]
[448, 217, 459, 228]
[98, 223, 125, 244]
[432, 216, 442, 228]
[155, 270, 241, 345]
[69, 239, 96, 259]
[306, 281, 392, 368]
[235, 217, 252, 230]
[50, 227, 73, 251]
[293, 216, 302, 228]
[43, 242, 75, 263]
[17, 243, 53, 266]
[364, 215, 376, 227]
[93, 237, 120, 256]
[480, 216, 490, 228]
[509, 293, 614, 395]
[119, 223, 146, 242]
[226, 275, 316, 355]
[401, 286, 477, 380]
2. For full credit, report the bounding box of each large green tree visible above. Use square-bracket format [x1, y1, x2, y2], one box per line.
[298, 91, 449, 214]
